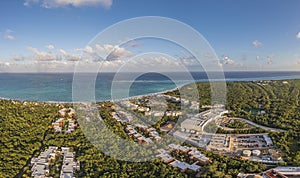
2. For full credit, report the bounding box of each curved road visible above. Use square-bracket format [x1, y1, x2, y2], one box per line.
[220, 117, 286, 132]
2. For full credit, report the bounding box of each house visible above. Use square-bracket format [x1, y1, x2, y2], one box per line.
[188, 147, 211, 164]
[159, 154, 175, 164]
[60, 147, 80, 178]
[31, 146, 58, 177]
[157, 144, 210, 173]
[152, 111, 165, 117]
[237, 173, 263, 178]
[170, 160, 189, 172]
[59, 108, 67, 117]
[137, 107, 150, 112]
[137, 136, 153, 144]
[168, 144, 191, 154]
[160, 122, 176, 132]
[188, 164, 202, 172]
[166, 111, 183, 117]
[134, 133, 142, 139]
[68, 108, 76, 117]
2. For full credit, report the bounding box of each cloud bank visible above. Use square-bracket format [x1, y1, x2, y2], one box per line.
[24, 0, 113, 8]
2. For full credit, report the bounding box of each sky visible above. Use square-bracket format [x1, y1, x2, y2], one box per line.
[1, 0, 300, 72]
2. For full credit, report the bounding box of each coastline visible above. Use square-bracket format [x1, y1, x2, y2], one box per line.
[0, 85, 182, 104]
[0, 76, 299, 104]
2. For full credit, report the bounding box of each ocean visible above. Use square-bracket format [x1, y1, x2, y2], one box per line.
[1, 71, 300, 102]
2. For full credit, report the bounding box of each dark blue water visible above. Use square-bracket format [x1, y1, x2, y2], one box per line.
[1, 71, 300, 102]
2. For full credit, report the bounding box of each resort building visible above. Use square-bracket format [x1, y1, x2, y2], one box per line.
[111, 110, 133, 123]
[156, 144, 208, 173]
[237, 173, 263, 178]
[53, 108, 77, 133]
[207, 134, 231, 152]
[31, 146, 79, 178]
[60, 147, 80, 178]
[263, 169, 287, 178]
[31, 146, 58, 178]
[271, 167, 300, 177]
[239, 167, 300, 178]
[180, 109, 228, 132]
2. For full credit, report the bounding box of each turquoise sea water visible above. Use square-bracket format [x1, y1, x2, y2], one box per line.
[1, 71, 300, 102]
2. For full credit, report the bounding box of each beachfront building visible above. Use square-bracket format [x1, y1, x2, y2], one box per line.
[118, 100, 139, 110]
[111, 110, 133, 123]
[157, 94, 181, 103]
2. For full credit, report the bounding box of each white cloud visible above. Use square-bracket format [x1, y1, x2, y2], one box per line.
[104, 55, 182, 72]
[0, 62, 10, 66]
[24, 0, 39, 6]
[3, 29, 15, 40]
[297, 32, 300, 39]
[12, 55, 26, 61]
[75, 46, 95, 53]
[219, 55, 235, 65]
[59, 49, 67, 55]
[5, 35, 15, 40]
[84, 46, 94, 54]
[59, 49, 81, 61]
[46, 44, 55, 50]
[28, 47, 61, 61]
[252, 40, 263, 48]
[24, 0, 112, 8]
[75, 45, 102, 61]
[95, 44, 133, 61]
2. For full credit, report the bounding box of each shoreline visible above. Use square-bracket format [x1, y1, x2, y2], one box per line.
[0, 85, 182, 105]
[0, 77, 298, 104]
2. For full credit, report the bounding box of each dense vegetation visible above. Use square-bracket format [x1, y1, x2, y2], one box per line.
[1, 79, 300, 177]
[226, 120, 247, 129]
[200, 80, 300, 166]
[200, 152, 267, 177]
[0, 100, 59, 177]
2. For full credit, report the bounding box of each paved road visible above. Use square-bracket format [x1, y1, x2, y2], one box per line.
[219, 117, 286, 132]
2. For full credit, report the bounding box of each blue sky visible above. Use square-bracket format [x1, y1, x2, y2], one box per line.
[1, 0, 300, 72]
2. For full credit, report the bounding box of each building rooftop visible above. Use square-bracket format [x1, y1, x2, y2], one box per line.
[273, 167, 300, 176]
[170, 160, 189, 171]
